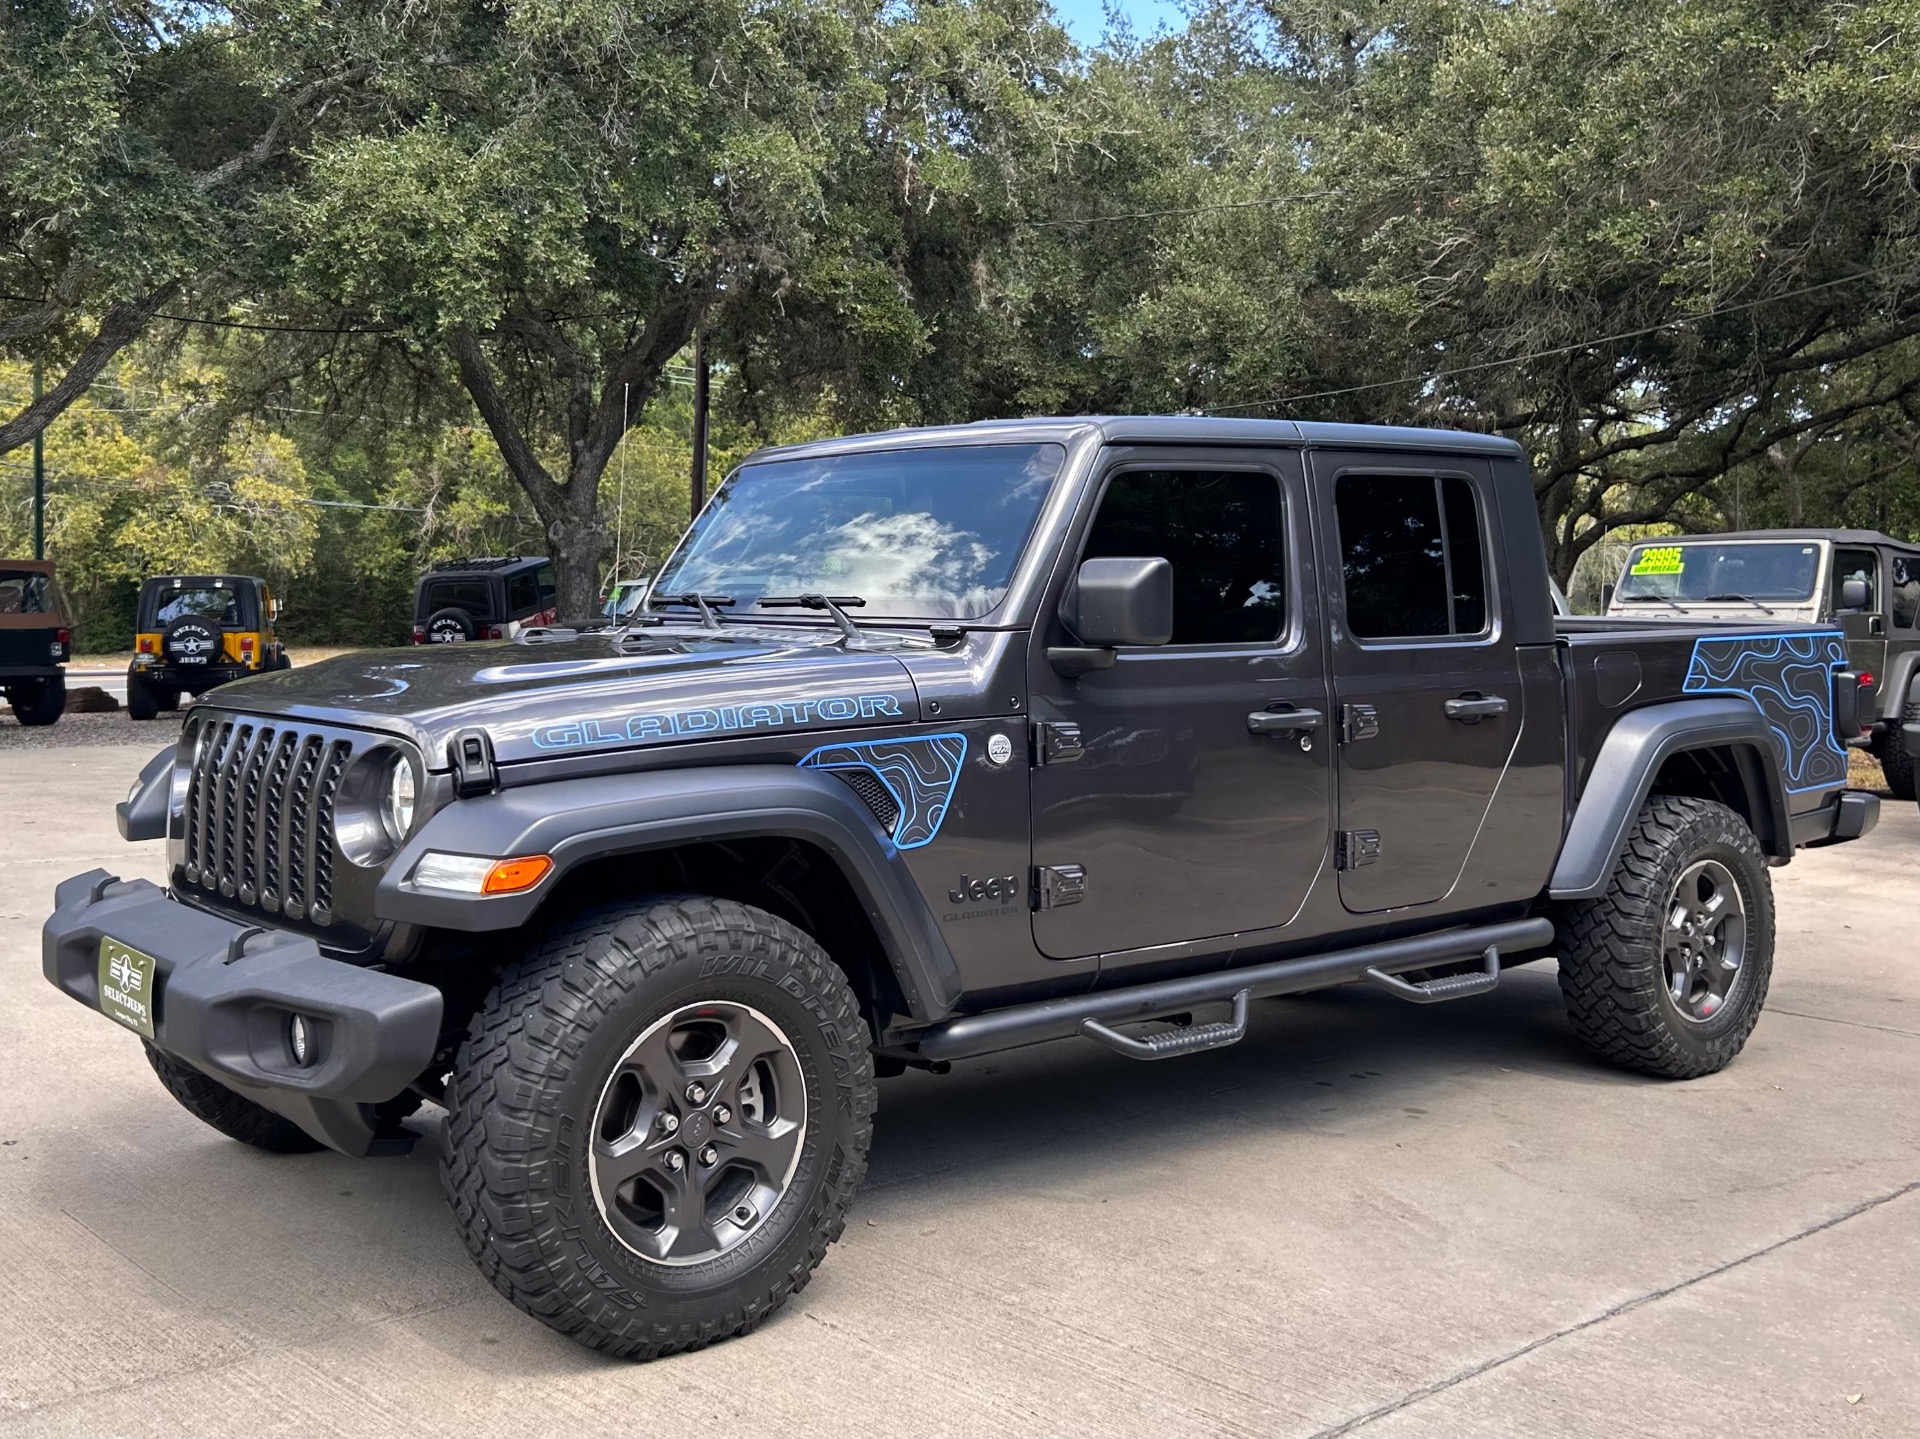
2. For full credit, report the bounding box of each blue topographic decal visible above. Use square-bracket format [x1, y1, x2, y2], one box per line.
[799, 733, 967, 849]
[1683, 631, 1848, 793]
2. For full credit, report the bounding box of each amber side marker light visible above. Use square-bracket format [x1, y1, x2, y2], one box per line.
[483, 855, 554, 894]
[411, 851, 554, 895]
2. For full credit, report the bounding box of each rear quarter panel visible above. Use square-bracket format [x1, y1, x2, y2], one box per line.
[1558, 617, 1850, 814]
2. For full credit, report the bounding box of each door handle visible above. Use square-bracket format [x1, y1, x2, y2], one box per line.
[1445, 695, 1509, 720]
[1247, 707, 1324, 734]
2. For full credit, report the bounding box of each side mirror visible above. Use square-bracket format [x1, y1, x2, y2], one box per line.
[1839, 577, 1870, 611]
[1050, 556, 1173, 677]
[1601, 582, 1615, 610]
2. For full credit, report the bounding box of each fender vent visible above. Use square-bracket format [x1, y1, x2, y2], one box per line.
[833, 769, 901, 835]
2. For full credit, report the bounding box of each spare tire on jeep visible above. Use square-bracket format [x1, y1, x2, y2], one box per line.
[424, 607, 477, 643]
[162, 614, 222, 668]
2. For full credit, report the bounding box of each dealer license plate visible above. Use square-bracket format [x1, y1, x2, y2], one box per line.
[98, 938, 158, 1038]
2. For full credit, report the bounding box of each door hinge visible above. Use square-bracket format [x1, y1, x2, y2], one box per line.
[1339, 703, 1380, 745]
[1337, 830, 1382, 871]
[1033, 864, 1087, 910]
[1031, 720, 1085, 766]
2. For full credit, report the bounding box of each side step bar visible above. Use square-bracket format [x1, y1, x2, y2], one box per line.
[1365, 945, 1501, 1004]
[1082, 990, 1251, 1061]
[914, 917, 1555, 1063]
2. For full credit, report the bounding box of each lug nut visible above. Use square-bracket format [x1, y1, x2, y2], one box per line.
[733, 1203, 756, 1226]
[659, 1111, 679, 1134]
[698, 1145, 718, 1166]
[685, 1082, 709, 1105]
[712, 1104, 731, 1125]
[663, 1149, 685, 1172]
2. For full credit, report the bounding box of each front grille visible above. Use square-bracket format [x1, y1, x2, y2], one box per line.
[180, 716, 360, 927]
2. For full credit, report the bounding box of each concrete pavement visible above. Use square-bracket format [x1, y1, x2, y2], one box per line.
[1, 745, 1915, 1436]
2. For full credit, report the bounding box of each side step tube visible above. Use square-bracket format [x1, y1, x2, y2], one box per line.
[915, 917, 1554, 1064]
[1365, 946, 1501, 1004]
[1082, 990, 1251, 1061]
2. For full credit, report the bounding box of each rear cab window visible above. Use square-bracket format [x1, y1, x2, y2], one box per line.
[424, 579, 496, 619]
[154, 586, 242, 627]
[0, 571, 53, 615]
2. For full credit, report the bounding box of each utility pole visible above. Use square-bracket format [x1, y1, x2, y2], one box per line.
[690, 327, 710, 520]
[31, 358, 45, 560]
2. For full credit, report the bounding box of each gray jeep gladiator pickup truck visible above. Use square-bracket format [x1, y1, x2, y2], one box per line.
[45, 418, 1879, 1359]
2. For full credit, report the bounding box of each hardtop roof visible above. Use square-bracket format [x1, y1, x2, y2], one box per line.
[745, 416, 1525, 465]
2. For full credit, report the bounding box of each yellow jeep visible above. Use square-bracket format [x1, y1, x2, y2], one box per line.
[128, 574, 289, 720]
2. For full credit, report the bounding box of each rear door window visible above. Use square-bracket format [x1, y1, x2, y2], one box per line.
[1892, 557, 1920, 631]
[1335, 474, 1489, 639]
[507, 572, 540, 616]
[0, 572, 52, 614]
[155, 586, 241, 626]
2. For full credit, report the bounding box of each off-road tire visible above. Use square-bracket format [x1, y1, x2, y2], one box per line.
[442, 896, 876, 1360]
[1879, 704, 1917, 801]
[1554, 795, 1774, 1079]
[126, 671, 160, 721]
[143, 1043, 326, 1153]
[6, 675, 65, 726]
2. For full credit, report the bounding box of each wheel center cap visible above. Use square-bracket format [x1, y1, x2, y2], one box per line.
[682, 1109, 713, 1145]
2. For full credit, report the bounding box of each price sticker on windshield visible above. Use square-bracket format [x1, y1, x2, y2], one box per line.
[1630, 545, 1686, 576]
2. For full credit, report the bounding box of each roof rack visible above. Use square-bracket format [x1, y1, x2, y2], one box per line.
[427, 556, 548, 573]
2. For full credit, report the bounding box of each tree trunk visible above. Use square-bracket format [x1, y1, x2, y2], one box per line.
[0, 281, 181, 456]
[448, 296, 701, 626]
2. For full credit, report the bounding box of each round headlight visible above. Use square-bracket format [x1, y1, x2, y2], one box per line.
[383, 756, 416, 842]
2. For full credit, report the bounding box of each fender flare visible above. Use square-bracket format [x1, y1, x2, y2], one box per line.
[1877, 649, 1920, 723]
[1548, 697, 1793, 901]
[373, 765, 962, 1019]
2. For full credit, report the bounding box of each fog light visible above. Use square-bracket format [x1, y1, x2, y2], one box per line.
[289, 1013, 313, 1066]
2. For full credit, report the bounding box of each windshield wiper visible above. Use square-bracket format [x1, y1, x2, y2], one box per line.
[758, 594, 868, 645]
[653, 592, 736, 632]
[1620, 593, 1683, 611]
[1703, 593, 1776, 615]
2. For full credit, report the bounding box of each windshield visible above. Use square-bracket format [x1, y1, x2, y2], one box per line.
[152, 585, 242, 626]
[1614, 542, 1822, 604]
[652, 443, 1065, 620]
[0, 571, 52, 614]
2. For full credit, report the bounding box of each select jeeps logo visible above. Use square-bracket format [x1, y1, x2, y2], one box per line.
[943, 872, 1020, 923]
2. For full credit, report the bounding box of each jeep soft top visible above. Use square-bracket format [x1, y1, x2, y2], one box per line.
[48, 416, 1877, 1359]
[0, 558, 71, 726]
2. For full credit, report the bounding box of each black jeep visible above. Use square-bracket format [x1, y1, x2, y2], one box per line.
[47, 419, 1879, 1360]
[127, 574, 289, 720]
[412, 556, 557, 643]
[0, 559, 71, 726]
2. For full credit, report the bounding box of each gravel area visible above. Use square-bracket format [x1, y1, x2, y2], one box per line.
[0, 707, 184, 749]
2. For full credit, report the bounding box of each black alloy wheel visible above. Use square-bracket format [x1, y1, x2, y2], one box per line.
[589, 1000, 809, 1266]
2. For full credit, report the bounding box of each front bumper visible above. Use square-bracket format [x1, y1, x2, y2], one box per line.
[43, 870, 442, 1156]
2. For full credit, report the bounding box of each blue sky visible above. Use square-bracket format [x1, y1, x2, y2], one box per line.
[1048, 0, 1189, 46]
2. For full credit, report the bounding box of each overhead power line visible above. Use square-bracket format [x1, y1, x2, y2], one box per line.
[1201, 267, 1902, 415]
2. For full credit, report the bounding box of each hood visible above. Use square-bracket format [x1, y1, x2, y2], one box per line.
[195, 627, 923, 766]
[1606, 602, 1822, 625]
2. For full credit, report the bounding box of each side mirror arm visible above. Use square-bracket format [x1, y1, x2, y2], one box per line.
[1047, 646, 1117, 679]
